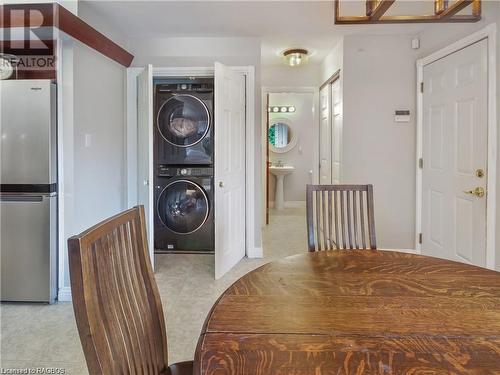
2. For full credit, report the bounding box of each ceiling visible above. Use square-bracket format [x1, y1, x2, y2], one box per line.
[81, 1, 447, 66]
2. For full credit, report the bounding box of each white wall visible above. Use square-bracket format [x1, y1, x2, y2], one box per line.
[262, 64, 321, 88]
[5, 0, 78, 14]
[77, 0, 128, 47]
[321, 39, 343, 85]
[129, 37, 260, 69]
[268, 93, 315, 203]
[341, 34, 418, 250]
[414, 1, 500, 269]
[72, 42, 127, 231]
[58, 40, 127, 296]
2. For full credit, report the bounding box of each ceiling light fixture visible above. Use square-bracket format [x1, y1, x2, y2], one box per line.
[268, 106, 296, 114]
[283, 48, 309, 67]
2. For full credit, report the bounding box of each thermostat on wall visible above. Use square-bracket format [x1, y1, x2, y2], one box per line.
[394, 110, 411, 123]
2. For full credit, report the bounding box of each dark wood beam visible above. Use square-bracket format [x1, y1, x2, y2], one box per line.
[471, 0, 481, 16]
[335, 14, 480, 24]
[434, 0, 449, 15]
[0, 3, 133, 67]
[366, 1, 376, 16]
[369, 0, 395, 20]
[439, 0, 474, 19]
[334, 0, 481, 24]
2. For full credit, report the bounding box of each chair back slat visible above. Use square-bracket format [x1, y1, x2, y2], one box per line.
[353, 190, 358, 249]
[346, 191, 353, 249]
[322, 191, 328, 249]
[367, 184, 377, 250]
[359, 190, 367, 249]
[340, 190, 346, 249]
[334, 191, 340, 249]
[68, 206, 169, 374]
[306, 185, 377, 251]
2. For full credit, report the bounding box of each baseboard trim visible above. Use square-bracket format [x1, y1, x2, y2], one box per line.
[247, 246, 263, 258]
[269, 200, 306, 209]
[58, 287, 72, 302]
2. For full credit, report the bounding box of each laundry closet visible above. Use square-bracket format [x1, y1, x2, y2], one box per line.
[128, 64, 256, 279]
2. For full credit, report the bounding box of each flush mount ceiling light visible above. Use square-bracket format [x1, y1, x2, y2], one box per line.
[334, 0, 481, 24]
[283, 49, 309, 67]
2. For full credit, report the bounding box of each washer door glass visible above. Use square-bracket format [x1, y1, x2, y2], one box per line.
[157, 180, 209, 234]
[157, 94, 210, 147]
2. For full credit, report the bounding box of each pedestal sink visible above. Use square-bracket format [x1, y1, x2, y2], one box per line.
[269, 166, 295, 210]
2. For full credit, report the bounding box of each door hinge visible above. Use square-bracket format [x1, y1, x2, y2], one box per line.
[418, 233, 423, 244]
[420, 82, 424, 93]
[418, 158, 423, 169]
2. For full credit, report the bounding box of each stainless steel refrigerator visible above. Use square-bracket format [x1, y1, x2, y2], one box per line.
[0, 80, 57, 303]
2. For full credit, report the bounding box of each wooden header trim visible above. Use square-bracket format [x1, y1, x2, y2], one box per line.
[366, 0, 395, 21]
[439, 0, 474, 20]
[320, 69, 340, 91]
[0, 3, 133, 67]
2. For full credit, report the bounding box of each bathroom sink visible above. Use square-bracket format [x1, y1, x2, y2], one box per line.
[269, 165, 295, 176]
[269, 166, 294, 210]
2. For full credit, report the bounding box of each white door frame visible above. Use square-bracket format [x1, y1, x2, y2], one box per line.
[126, 66, 260, 259]
[415, 24, 497, 269]
[260, 87, 319, 224]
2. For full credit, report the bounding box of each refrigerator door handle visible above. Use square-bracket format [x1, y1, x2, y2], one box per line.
[0, 195, 44, 202]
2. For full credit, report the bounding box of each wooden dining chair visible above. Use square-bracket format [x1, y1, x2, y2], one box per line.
[306, 184, 377, 251]
[68, 206, 193, 375]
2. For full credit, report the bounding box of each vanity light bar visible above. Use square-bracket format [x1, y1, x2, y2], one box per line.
[268, 106, 296, 113]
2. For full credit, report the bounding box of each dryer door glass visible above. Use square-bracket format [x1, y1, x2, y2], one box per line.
[157, 94, 210, 147]
[157, 180, 209, 234]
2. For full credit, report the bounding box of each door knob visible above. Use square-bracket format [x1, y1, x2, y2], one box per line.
[219, 181, 224, 188]
[464, 187, 485, 198]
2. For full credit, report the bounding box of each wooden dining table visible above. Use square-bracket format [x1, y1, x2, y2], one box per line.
[194, 250, 500, 374]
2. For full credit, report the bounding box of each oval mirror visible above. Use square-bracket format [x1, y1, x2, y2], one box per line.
[268, 119, 297, 153]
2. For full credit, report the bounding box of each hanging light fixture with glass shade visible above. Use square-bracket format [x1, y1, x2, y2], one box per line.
[283, 48, 309, 67]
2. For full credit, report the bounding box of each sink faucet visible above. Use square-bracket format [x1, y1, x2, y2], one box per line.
[276, 160, 284, 167]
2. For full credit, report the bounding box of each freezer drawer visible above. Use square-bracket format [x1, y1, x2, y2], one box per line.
[0, 194, 57, 303]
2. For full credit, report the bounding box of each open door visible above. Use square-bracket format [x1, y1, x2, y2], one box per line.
[214, 62, 246, 279]
[319, 85, 332, 184]
[137, 64, 154, 265]
[266, 93, 270, 225]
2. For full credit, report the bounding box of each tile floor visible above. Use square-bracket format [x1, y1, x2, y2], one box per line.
[0, 207, 307, 374]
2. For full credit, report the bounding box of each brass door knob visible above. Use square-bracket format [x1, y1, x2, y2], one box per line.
[464, 187, 485, 198]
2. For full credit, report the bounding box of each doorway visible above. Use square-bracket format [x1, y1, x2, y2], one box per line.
[416, 26, 497, 269]
[262, 89, 318, 225]
[130, 64, 258, 279]
[319, 71, 342, 185]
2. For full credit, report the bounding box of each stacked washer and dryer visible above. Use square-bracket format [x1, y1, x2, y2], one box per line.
[153, 78, 215, 253]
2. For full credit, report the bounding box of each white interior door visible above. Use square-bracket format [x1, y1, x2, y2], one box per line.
[421, 39, 488, 267]
[214, 62, 246, 279]
[137, 64, 154, 264]
[319, 85, 331, 184]
[331, 79, 342, 184]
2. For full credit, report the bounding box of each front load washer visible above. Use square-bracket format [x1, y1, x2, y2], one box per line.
[154, 78, 214, 166]
[154, 165, 214, 253]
